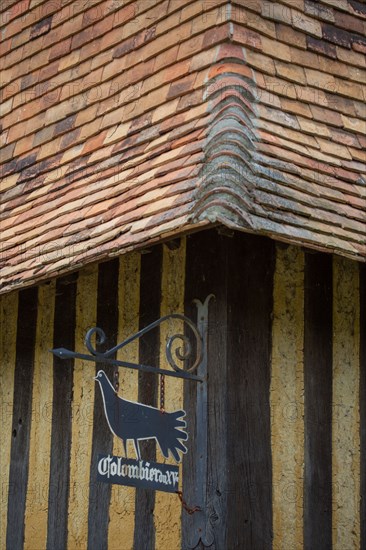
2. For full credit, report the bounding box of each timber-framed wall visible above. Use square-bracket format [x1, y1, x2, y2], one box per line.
[1, 229, 364, 549]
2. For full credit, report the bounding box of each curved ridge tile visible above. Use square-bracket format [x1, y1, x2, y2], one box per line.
[191, 57, 260, 229]
[191, 46, 365, 260]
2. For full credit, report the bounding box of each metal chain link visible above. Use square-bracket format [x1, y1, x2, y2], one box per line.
[113, 368, 120, 394]
[160, 373, 165, 413]
[176, 491, 201, 515]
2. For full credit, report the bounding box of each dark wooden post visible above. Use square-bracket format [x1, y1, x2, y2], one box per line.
[133, 246, 162, 550]
[360, 263, 365, 550]
[87, 259, 119, 550]
[183, 230, 274, 549]
[304, 253, 333, 550]
[7, 288, 38, 550]
[47, 274, 77, 550]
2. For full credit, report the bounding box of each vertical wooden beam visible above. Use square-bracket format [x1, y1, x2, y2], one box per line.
[0, 291, 18, 549]
[67, 265, 98, 549]
[183, 230, 274, 547]
[24, 281, 56, 549]
[183, 229, 229, 549]
[226, 233, 274, 549]
[6, 287, 38, 550]
[332, 257, 360, 549]
[304, 253, 332, 549]
[108, 252, 141, 549]
[271, 244, 304, 550]
[133, 246, 162, 550]
[360, 263, 365, 550]
[155, 238, 186, 550]
[47, 272, 77, 550]
[88, 259, 119, 550]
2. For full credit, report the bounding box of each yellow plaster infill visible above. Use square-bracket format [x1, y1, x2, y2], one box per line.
[332, 257, 360, 549]
[155, 238, 186, 550]
[24, 282, 55, 550]
[108, 253, 141, 550]
[271, 245, 304, 550]
[0, 291, 18, 549]
[67, 265, 98, 549]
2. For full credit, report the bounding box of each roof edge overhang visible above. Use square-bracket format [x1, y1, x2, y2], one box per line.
[1, 10, 365, 295]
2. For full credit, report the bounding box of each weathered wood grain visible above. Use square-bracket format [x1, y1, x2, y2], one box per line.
[183, 230, 274, 548]
[304, 253, 332, 550]
[88, 259, 119, 550]
[47, 273, 77, 550]
[183, 229, 229, 550]
[133, 246, 162, 550]
[0, 291, 18, 549]
[226, 233, 274, 549]
[6, 287, 38, 550]
[360, 263, 365, 550]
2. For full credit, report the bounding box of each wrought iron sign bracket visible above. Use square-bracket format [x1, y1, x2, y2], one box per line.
[50, 295, 214, 540]
[52, 311, 205, 382]
[189, 294, 215, 548]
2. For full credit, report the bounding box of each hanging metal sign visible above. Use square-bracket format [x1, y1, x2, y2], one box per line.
[97, 456, 179, 493]
[51, 296, 214, 544]
[51, 308, 207, 492]
[94, 368, 188, 462]
[93, 366, 187, 493]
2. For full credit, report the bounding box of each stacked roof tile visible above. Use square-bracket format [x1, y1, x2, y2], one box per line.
[0, 0, 365, 292]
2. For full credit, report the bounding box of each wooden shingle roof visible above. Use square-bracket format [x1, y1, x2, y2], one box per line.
[0, 0, 365, 293]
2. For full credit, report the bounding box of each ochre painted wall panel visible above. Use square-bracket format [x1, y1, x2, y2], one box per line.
[155, 239, 186, 550]
[67, 265, 98, 549]
[24, 282, 55, 549]
[108, 253, 141, 550]
[0, 291, 18, 548]
[332, 257, 360, 549]
[271, 244, 304, 550]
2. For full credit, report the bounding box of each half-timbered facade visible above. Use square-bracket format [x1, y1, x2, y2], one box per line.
[0, 1, 365, 549]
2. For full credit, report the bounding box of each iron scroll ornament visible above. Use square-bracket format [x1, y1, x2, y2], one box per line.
[50, 297, 215, 545]
[52, 313, 204, 382]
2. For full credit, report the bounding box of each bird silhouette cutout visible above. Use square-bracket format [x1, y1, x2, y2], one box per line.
[94, 370, 188, 463]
